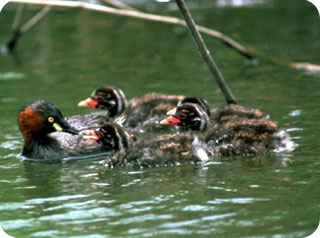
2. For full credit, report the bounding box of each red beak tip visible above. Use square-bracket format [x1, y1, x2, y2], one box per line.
[78, 98, 98, 108]
[160, 116, 180, 125]
[81, 130, 100, 141]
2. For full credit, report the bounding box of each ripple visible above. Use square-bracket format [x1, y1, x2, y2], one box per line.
[249, 184, 260, 188]
[0, 179, 11, 183]
[0, 218, 35, 229]
[39, 207, 119, 222]
[288, 109, 301, 117]
[202, 212, 237, 221]
[208, 186, 237, 192]
[118, 200, 157, 210]
[32, 230, 60, 237]
[80, 173, 98, 178]
[128, 171, 145, 175]
[68, 235, 108, 238]
[127, 228, 148, 235]
[207, 197, 270, 205]
[159, 219, 199, 228]
[91, 182, 110, 187]
[152, 228, 193, 235]
[0, 72, 25, 80]
[26, 194, 93, 205]
[2, 153, 20, 159]
[287, 127, 303, 132]
[0, 202, 34, 211]
[128, 206, 153, 214]
[0, 140, 21, 151]
[66, 218, 109, 226]
[153, 194, 174, 203]
[182, 204, 214, 212]
[15, 186, 36, 190]
[98, 200, 116, 205]
[121, 179, 142, 187]
[109, 214, 173, 225]
[43, 200, 97, 212]
[204, 161, 222, 166]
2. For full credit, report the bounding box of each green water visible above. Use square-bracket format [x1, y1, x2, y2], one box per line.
[0, 0, 319, 237]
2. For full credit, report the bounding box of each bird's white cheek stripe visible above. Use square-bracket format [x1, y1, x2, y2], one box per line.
[114, 88, 126, 114]
[193, 105, 207, 131]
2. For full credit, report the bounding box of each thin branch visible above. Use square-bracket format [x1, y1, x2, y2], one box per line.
[2, 5, 51, 53]
[12, 4, 25, 31]
[2, 4, 25, 53]
[175, 0, 237, 104]
[102, 0, 138, 11]
[21, 6, 51, 33]
[8, 0, 254, 59]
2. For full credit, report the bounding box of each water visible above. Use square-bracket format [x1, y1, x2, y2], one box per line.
[0, 0, 320, 237]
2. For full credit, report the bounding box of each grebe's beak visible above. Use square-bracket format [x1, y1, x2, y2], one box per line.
[160, 116, 181, 125]
[53, 121, 79, 135]
[161, 107, 180, 125]
[78, 97, 98, 108]
[63, 126, 79, 135]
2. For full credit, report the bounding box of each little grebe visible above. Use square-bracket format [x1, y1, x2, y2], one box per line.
[89, 122, 209, 169]
[161, 102, 294, 156]
[78, 86, 185, 132]
[18, 100, 110, 162]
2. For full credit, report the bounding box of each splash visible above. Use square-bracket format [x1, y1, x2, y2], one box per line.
[0, 1, 10, 12]
[307, 0, 320, 16]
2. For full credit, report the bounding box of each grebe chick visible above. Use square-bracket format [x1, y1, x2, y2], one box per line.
[90, 123, 209, 169]
[78, 86, 185, 132]
[161, 103, 294, 156]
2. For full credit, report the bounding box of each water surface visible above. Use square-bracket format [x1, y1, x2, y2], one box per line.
[0, 0, 319, 237]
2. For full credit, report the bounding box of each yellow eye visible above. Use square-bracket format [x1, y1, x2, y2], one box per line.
[48, 117, 54, 123]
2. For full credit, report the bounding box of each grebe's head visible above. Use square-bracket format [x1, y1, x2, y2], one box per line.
[177, 97, 211, 117]
[95, 123, 132, 151]
[18, 100, 78, 142]
[78, 86, 127, 117]
[160, 103, 209, 132]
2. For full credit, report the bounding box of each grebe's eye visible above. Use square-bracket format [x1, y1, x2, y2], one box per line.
[177, 113, 186, 120]
[48, 117, 54, 123]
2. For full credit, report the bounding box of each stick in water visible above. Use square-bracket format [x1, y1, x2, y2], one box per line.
[2, 5, 51, 53]
[175, 0, 237, 105]
[2, 4, 25, 53]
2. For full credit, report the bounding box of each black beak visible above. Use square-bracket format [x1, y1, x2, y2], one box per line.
[60, 119, 79, 135]
[63, 126, 79, 135]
